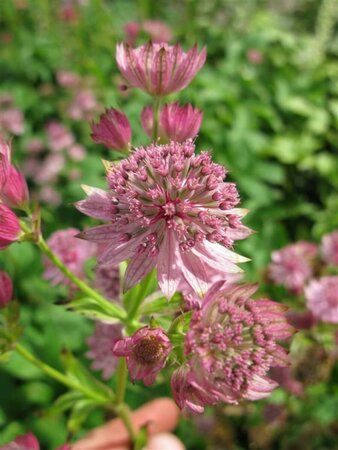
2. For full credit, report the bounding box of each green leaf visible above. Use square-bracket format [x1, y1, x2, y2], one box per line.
[44, 391, 84, 418]
[68, 398, 99, 433]
[66, 297, 124, 323]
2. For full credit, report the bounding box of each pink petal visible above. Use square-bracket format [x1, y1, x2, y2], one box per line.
[157, 230, 181, 299]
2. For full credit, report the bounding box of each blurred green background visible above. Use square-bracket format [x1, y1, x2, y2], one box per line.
[0, 0, 337, 449]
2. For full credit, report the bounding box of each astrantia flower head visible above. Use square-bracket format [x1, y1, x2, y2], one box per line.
[86, 323, 123, 380]
[141, 102, 203, 143]
[305, 276, 338, 323]
[76, 140, 251, 298]
[175, 283, 294, 413]
[94, 263, 120, 301]
[112, 326, 172, 385]
[0, 138, 29, 210]
[0, 271, 13, 308]
[0, 432, 70, 450]
[321, 230, 338, 266]
[43, 228, 95, 288]
[269, 241, 317, 294]
[0, 204, 21, 250]
[91, 108, 131, 151]
[116, 42, 206, 96]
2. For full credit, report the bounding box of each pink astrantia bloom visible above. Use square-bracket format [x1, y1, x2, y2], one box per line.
[0, 271, 13, 308]
[94, 264, 120, 301]
[116, 42, 206, 96]
[67, 89, 97, 120]
[269, 241, 317, 294]
[305, 276, 338, 324]
[174, 283, 294, 413]
[321, 230, 338, 266]
[43, 228, 95, 288]
[0, 432, 71, 450]
[76, 140, 250, 298]
[0, 204, 21, 250]
[112, 326, 172, 385]
[143, 20, 172, 43]
[56, 70, 81, 88]
[0, 108, 25, 136]
[141, 103, 203, 142]
[45, 121, 74, 152]
[91, 108, 132, 151]
[0, 138, 29, 209]
[86, 323, 123, 380]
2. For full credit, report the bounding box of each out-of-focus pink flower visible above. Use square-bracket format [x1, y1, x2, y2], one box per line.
[27, 138, 44, 154]
[0, 138, 29, 210]
[0, 432, 70, 450]
[124, 22, 140, 45]
[0, 108, 25, 135]
[43, 228, 95, 288]
[35, 153, 65, 184]
[141, 102, 203, 142]
[321, 230, 338, 266]
[269, 366, 303, 396]
[86, 323, 123, 380]
[94, 263, 120, 301]
[0, 204, 21, 250]
[67, 89, 97, 120]
[67, 144, 86, 161]
[76, 141, 250, 298]
[39, 185, 62, 206]
[247, 49, 263, 64]
[0, 432, 39, 450]
[143, 20, 172, 43]
[269, 242, 317, 294]
[174, 283, 295, 413]
[0, 271, 13, 308]
[60, 4, 77, 22]
[113, 326, 172, 385]
[116, 42, 206, 96]
[91, 108, 131, 151]
[56, 70, 81, 88]
[305, 276, 338, 323]
[45, 121, 74, 152]
[286, 309, 316, 330]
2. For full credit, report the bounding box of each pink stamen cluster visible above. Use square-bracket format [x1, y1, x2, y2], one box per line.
[116, 42, 206, 96]
[112, 326, 172, 385]
[76, 140, 250, 298]
[171, 283, 294, 413]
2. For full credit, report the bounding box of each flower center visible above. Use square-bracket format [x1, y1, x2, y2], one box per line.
[133, 335, 163, 365]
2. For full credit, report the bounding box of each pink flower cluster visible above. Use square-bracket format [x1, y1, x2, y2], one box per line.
[268, 233, 338, 324]
[171, 283, 294, 413]
[0, 94, 24, 137]
[76, 140, 250, 299]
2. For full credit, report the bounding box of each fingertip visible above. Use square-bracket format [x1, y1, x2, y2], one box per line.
[145, 433, 185, 450]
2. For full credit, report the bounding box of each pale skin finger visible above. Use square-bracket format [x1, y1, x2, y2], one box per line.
[72, 398, 182, 450]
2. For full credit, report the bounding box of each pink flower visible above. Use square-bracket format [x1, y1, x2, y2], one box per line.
[76, 141, 250, 298]
[141, 103, 203, 142]
[175, 283, 295, 413]
[124, 22, 140, 45]
[0, 432, 70, 450]
[94, 263, 120, 301]
[0, 138, 29, 209]
[269, 241, 317, 294]
[321, 230, 338, 266]
[142, 20, 172, 43]
[0, 271, 13, 308]
[86, 323, 123, 379]
[56, 70, 81, 88]
[0, 108, 24, 135]
[91, 108, 132, 151]
[116, 42, 206, 96]
[112, 326, 172, 385]
[67, 144, 86, 161]
[247, 49, 263, 64]
[67, 89, 97, 120]
[305, 276, 338, 323]
[0, 204, 21, 250]
[45, 121, 74, 152]
[43, 228, 95, 288]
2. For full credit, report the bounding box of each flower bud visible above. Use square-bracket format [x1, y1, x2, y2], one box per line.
[0, 204, 21, 250]
[0, 271, 13, 308]
[91, 108, 131, 151]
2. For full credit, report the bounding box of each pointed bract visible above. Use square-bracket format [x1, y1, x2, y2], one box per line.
[0, 204, 21, 250]
[91, 108, 131, 151]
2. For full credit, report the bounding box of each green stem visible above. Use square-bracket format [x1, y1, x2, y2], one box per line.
[116, 357, 128, 405]
[37, 236, 126, 322]
[116, 403, 137, 442]
[152, 97, 162, 141]
[15, 343, 106, 403]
